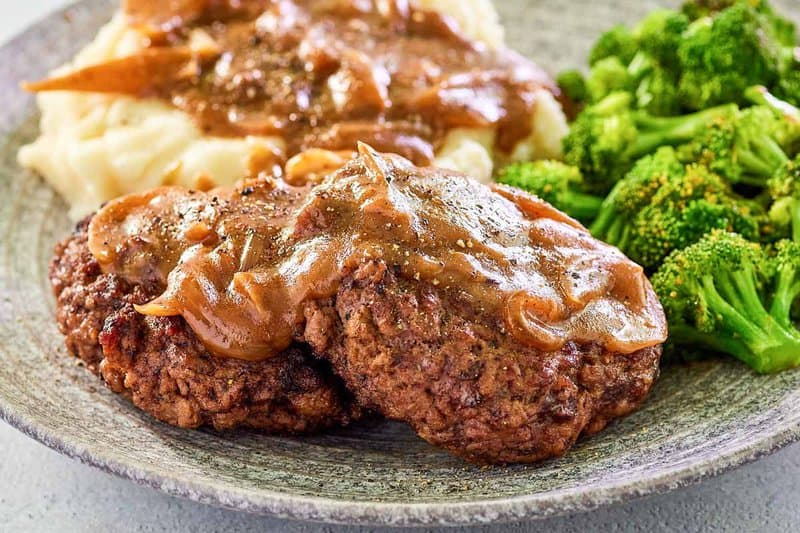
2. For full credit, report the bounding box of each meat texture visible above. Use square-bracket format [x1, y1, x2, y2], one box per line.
[50, 147, 665, 464]
[304, 260, 661, 464]
[50, 221, 357, 433]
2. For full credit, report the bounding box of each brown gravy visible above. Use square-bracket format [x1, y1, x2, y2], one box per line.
[27, 0, 558, 166]
[88, 145, 667, 361]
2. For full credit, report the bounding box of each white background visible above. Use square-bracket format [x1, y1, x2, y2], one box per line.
[0, 0, 71, 45]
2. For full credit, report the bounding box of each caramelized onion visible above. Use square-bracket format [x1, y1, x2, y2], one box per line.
[27, 0, 558, 163]
[88, 145, 667, 361]
[24, 48, 216, 96]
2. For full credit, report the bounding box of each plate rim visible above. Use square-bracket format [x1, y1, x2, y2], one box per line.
[2, 0, 800, 526]
[3, 396, 800, 526]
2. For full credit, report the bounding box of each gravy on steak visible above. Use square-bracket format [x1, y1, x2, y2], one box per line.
[26, 0, 557, 166]
[88, 145, 667, 361]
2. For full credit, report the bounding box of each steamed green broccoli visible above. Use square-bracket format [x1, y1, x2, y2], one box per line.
[562, 92, 637, 193]
[633, 9, 690, 68]
[586, 57, 632, 103]
[754, 0, 798, 47]
[775, 64, 800, 108]
[769, 239, 800, 328]
[556, 69, 588, 106]
[592, 155, 762, 269]
[681, 0, 736, 20]
[582, 1, 798, 115]
[590, 147, 685, 250]
[625, 164, 762, 269]
[681, 0, 797, 46]
[583, 51, 680, 114]
[652, 230, 800, 374]
[745, 86, 800, 152]
[563, 92, 737, 193]
[589, 25, 638, 66]
[767, 154, 800, 242]
[582, 10, 687, 115]
[622, 51, 682, 116]
[496, 161, 602, 223]
[677, 105, 795, 186]
[677, 3, 789, 110]
[634, 64, 681, 116]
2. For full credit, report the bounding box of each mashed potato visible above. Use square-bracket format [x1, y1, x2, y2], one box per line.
[19, 1, 568, 219]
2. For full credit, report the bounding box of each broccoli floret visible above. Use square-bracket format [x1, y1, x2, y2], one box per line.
[677, 115, 738, 180]
[635, 65, 681, 116]
[652, 230, 800, 373]
[775, 64, 800, 108]
[622, 51, 682, 116]
[681, 0, 797, 46]
[556, 69, 588, 106]
[590, 147, 685, 250]
[745, 86, 800, 152]
[496, 161, 603, 223]
[601, 51, 681, 116]
[629, 200, 760, 270]
[755, 1, 798, 47]
[633, 9, 690, 68]
[626, 164, 762, 269]
[562, 92, 638, 194]
[677, 105, 793, 186]
[769, 239, 800, 328]
[767, 154, 800, 242]
[586, 57, 632, 103]
[677, 3, 786, 110]
[564, 92, 737, 193]
[681, 0, 735, 20]
[594, 160, 762, 269]
[730, 107, 792, 181]
[589, 25, 638, 66]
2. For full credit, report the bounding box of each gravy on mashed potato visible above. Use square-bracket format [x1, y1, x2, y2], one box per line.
[88, 144, 667, 361]
[28, 0, 559, 168]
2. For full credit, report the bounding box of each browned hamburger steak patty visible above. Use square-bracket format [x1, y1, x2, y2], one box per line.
[50, 222, 357, 433]
[304, 260, 662, 464]
[69, 145, 666, 464]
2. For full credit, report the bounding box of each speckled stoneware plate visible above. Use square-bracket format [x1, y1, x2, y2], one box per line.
[1, 0, 800, 527]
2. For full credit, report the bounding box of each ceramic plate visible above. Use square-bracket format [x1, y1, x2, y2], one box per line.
[1, 0, 799, 527]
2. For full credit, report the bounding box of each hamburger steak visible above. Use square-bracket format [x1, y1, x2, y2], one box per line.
[51, 145, 667, 463]
[303, 261, 662, 464]
[50, 221, 357, 433]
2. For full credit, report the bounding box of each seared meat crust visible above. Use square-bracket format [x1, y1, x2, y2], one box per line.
[50, 222, 356, 434]
[304, 261, 661, 464]
[51, 216, 661, 461]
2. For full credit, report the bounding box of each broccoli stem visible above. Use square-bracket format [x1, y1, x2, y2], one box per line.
[668, 324, 769, 364]
[564, 191, 604, 221]
[589, 200, 617, 238]
[589, 205, 624, 245]
[589, 216, 631, 251]
[770, 265, 800, 329]
[610, 224, 632, 251]
[629, 104, 738, 157]
[592, 91, 634, 116]
[737, 136, 788, 180]
[589, 175, 639, 248]
[696, 271, 800, 373]
[791, 201, 800, 243]
[746, 86, 800, 120]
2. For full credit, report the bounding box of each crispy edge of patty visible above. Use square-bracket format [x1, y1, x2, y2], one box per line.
[304, 260, 662, 464]
[50, 221, 357, 434]
[50, 218, 660, 459]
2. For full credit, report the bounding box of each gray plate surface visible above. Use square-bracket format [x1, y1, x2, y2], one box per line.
[1, 0, 799, 526]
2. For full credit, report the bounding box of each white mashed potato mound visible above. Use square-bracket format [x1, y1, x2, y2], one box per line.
[414, 0, 505, 49]
[19, 14, 285, 219]
[19, 1, 568, 219]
